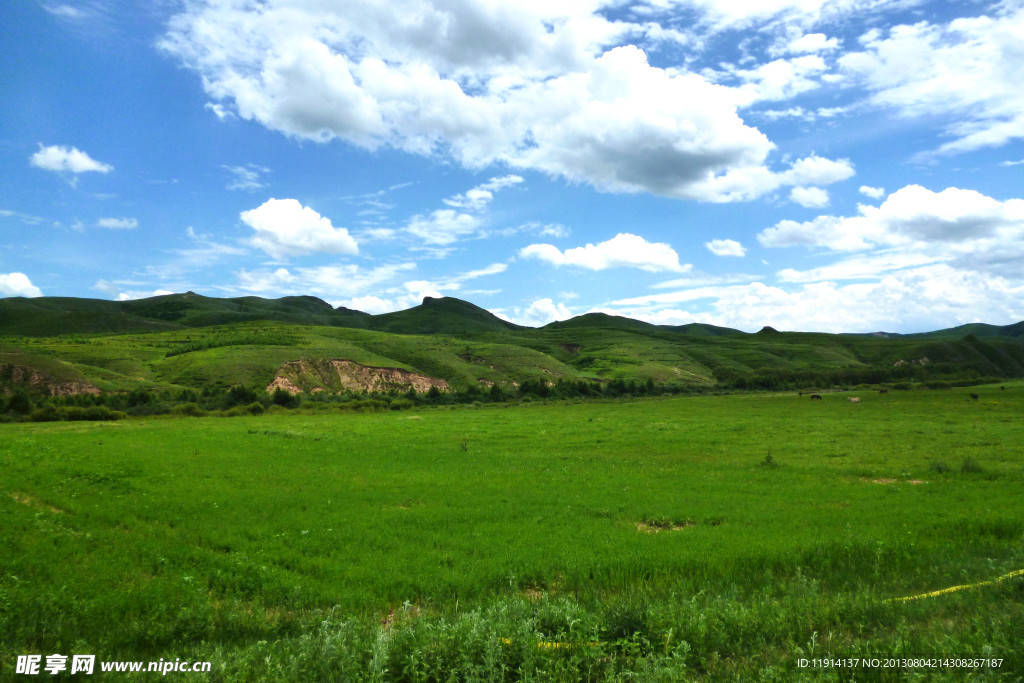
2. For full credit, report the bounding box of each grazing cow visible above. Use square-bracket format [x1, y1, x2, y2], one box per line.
[1001, 386, 1006, 391]
[810, 394, 823, 401]
[970, 393, 979, 401]
[878, 389, 888, 394]
[848, 397, 861, 404]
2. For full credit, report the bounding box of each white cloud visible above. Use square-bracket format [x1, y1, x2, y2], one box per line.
[778, 155, 855, 186]
[460, 263, 507, 280]
[234, 262, 415, 300]
[608, 265, 1024, 333]
[652, 0, 921, 33]
[859, 185, 1024, 243]
[705, 239, 747, 257]
[758, 214, 873, 251]
[386, 262, 508, 305]
[407, 175, 523, 245]
[443, 175, 523, 211]
[342, 295, 396, 314]
[760, 185, 1024, 256]
[43, 4, 87, 19]
[406, 209, 480, 245]
[839, 7, 1024, 155]
[731, 54, 830, 105]
[0, 273, 43, 297]
[240, 198, 358, 259]
[859, 185, 885, 199]
[30, 144, 112, 174]
[0, 209, 46, 225]
[775, 250, 945, 283]
[782, 32, 840, 55]
[506, 298, 574, 327]
[224, 164, 270, 191]
[115, 289, 176, 301]
[160, 2, 854, 202]
[521, 232, 690, 272]
[96, 217, 138, 229]
[789, 186, 830, 208]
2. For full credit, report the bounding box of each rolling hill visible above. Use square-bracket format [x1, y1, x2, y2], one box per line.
[1, 292, 1023, 398]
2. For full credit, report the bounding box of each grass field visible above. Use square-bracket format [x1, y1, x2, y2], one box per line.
[1, 385, 1022, 680]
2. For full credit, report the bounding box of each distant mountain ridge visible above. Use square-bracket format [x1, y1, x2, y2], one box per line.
[1, 292, 1023, 339]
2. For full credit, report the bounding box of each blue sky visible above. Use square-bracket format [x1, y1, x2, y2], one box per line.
[2, 0, 1023, 332]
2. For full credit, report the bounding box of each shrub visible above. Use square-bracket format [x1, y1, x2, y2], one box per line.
[29, 406, 60, 422]
[64, 406, 126, 421]
[960, 458, 984, 474]
[226, 385, 258, 407]
[271, 388, 299, 408]
[245, 402, 265, 415]
[126, 387, 154, 407]
[172, 402, 208, 417]
[5, 389, 32, 415]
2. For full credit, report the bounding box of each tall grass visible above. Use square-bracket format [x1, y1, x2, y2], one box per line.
[1, 386, 1022, 679]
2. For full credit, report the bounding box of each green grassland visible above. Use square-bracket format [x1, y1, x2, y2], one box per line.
[2, 386, 1022, 680]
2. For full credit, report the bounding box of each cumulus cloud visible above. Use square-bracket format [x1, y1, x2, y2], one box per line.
[760, 185, 1024, 254]
[731, 54, 830, 105]
[859, 185, 885, 199]
[0, 272, 43, 297]
[505, 298, 574, 327]
[240, 198, 358, 260]
[521, 233, 690, 272]
[30, 144, 112, 174]
[782, 32, 840, 55]
[160, 2, 853, 202]
[789, 186, 830, 208]
[705, 239, 746, 257]
[839, 6, 1024, 155]
[96, 217, 138, 229]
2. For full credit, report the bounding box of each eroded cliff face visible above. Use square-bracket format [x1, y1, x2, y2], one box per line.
[0, 364, 100, 396]
[266, 359, 449, 395]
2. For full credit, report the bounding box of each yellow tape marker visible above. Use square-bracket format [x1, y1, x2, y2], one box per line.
[499, 638, 600, 649]
[887, 568, 1024, 603]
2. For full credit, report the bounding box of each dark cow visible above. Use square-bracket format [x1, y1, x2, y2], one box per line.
[970, 393, 979, 401]
[810, 394, 823, 401]
[878, 389, 888, 394]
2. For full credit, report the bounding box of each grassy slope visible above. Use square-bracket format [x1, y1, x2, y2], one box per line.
[1, 387, 1021, 679]
[2, 294, 1024, 394]
[3, 322, 1024, 395]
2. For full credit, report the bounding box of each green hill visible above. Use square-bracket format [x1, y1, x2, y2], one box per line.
[367, 296, 524, 334]
[2, 292, 1023, 398]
